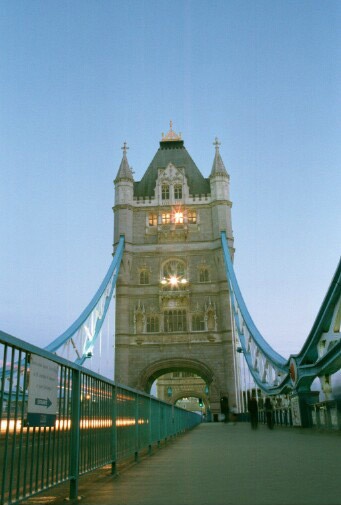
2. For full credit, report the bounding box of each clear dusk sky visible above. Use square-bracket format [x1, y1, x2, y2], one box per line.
[1, 1, 340, 369]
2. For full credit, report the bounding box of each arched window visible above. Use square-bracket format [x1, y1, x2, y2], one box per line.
[139, 270, 149, 285]
[162, 260, 186, 281]
[199, 268, 209, 283]
[188, 210, 197, 224]
[146, 315, 159, 333]
[174, 184, 182, 199]
[161, 212, 171, 224]
[162, 184, 170, 200]
[148, 213, 157, 226]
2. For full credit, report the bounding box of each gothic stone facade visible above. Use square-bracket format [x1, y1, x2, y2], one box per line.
[113, 126, 238, 415]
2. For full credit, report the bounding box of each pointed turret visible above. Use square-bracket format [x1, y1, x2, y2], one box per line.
[113, 142, 134, 246]
[114, 142, 134, 182]
[210, 137, 229, 178]
[209, 137, 232, 239]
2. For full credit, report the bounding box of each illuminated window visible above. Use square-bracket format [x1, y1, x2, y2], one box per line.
[192, 314, 205, 331]
[174, 211, 184, 224]
[146, 316, 159, 333]
[162, 184, 170, 200]
[148, 213, 157, 226]
[199, 268, 209, 283]
[164, 310, 187, 332]
[139, 270, 149, 285]
[161, 212, 171, 224]
[188, 210, 197, 224]
[174, 184, 182, 199]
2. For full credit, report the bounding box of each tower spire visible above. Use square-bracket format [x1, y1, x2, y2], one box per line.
[210, 137, 228, 177]
[115, 141, 134, 182]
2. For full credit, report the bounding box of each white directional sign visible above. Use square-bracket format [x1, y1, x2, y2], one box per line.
[291, 395, 302, 426]
[27, 354, 58, 427]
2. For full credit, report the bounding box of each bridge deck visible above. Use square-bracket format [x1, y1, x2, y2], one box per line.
[22, 423, 340, 505]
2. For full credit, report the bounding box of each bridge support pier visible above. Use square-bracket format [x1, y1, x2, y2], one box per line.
[290, 391, 319, 427]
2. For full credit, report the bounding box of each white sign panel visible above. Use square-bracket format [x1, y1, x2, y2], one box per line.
[27, 354, 58, 427]
[291, 395, 302, 426]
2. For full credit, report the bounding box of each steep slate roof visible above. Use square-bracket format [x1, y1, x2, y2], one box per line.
[134, 139, 211, 198]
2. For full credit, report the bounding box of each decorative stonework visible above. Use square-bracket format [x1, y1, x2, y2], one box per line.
[161, 121, 182, 142]
[134, 301, 145, 334]
[205, 298, 217, 331]
[113, 128, 238, 416]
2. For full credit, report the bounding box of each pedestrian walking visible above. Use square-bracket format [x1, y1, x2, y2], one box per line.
[247, 395, 258, 429]
[230, 404, 238, 425]
[265, 397, 274, 429]
[220, 395, 229, 423]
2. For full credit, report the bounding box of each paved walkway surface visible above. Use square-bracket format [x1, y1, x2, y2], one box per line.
[22, 423, 340, 505]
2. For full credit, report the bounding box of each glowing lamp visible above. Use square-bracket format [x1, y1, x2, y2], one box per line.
[169, 276, 178, 286]
[174, 211, 183, 224]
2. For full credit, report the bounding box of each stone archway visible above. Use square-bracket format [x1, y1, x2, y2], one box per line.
[137, 357, 221, 411]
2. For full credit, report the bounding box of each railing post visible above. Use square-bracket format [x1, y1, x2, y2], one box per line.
[69, 369, 81, 500]
[157, 402, 161, 448]
[148, 397, 152, 455]
[111, 385, 117, 475]
[134, 393, 139, 462]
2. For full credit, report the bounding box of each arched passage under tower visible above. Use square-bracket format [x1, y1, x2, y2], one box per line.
[137, 357, 222, 411]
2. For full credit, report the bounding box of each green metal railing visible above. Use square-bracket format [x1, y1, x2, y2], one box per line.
[0, 331, 201, 505]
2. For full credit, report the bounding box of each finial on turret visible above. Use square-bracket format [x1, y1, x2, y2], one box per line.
[121, 141, 129, 155]
[161, 121, 182, 142]
[213, 137, 221, 151]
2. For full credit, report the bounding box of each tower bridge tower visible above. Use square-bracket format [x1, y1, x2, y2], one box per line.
[113, 124, 238, 417]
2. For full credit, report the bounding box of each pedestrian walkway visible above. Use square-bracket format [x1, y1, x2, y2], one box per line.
[22, 423, 340, 505]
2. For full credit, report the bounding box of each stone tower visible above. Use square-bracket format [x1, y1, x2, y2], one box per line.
[113, 124, 238, 417]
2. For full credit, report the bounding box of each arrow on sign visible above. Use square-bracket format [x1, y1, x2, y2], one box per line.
[35, 397, 52, 408]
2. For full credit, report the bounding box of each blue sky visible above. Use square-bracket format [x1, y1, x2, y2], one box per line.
[1, 1, 340, 366]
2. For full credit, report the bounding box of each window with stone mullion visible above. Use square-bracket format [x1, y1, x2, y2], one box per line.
[164, 310, 187, 333]
[162, 184, 170, 200]
[146, 315, 159, 333]
[174, 184, 182, 199]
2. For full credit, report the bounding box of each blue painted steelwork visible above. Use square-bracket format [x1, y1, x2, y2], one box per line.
[289, 258, 341, 391]
[45, 235, 125, 365]
[221, 231, 290, 394]
[221, 231, 341, 395]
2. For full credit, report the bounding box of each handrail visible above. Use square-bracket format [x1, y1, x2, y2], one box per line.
[0, 329, 201, 504]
